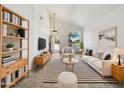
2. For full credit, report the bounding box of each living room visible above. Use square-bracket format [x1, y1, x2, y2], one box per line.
[0, 1, 124, 90]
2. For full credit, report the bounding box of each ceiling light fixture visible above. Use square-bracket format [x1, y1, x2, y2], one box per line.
[51, 13, 58, 33]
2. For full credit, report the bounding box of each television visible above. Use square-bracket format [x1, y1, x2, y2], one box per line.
[38, 37, 46, 50]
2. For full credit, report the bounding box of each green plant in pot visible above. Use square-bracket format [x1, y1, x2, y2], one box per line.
[69, 54, 72, 62]
[79, 41, 84, 52]
[6, 43, 14, 51]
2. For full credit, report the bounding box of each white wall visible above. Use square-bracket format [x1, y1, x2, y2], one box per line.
[5, 4, 50, 69]
[33, 5, 50, 57]
[83, 5, 124, 52]
[56, 19, 83, 50]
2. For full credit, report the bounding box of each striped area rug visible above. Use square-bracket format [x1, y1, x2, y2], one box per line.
[43, 58, 117, 83]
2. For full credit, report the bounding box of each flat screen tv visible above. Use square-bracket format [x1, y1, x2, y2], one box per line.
[38, 37, 46, 50]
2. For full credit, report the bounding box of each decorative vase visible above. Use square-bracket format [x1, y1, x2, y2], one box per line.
[8, 48, 13, 51]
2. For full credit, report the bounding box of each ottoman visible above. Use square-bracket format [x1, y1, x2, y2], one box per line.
[57, 72, 77, 88]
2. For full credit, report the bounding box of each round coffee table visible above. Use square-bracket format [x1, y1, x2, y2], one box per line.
[63, 58, 79, 72]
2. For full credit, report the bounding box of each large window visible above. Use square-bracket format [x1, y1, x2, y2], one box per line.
[68, 32, 80, 47]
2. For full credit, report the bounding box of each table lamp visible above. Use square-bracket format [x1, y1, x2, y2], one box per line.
[115, 48, 124, 65]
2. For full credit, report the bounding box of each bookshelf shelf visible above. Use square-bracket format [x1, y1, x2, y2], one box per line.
[0, 4, 29, 88]
[2, 48, 28, 55]
[2, 35, 28, 40]
[0, 68, 8, 79]
[3, 20, 29, 30]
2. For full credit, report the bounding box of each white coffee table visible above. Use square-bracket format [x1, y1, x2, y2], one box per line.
[63, 58, 79, 72]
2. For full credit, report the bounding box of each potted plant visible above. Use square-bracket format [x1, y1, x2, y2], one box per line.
[79, 41, 84, 53]
[6, 43, 14, 51]
[69, 54, 72, 62]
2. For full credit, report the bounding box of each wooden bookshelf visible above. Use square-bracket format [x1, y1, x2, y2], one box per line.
[0, 4, 29, 88]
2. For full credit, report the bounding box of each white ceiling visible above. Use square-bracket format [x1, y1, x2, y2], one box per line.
[47, 4, 120, 28]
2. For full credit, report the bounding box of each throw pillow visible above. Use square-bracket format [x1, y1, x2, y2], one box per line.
[64, 47, 72, 53]
[95, 52, 103, 59]
[112, 55, 117, 60]
[104, 54, 111, 60]
[89, 50, 93, 56]
[85, 49, 89, 55]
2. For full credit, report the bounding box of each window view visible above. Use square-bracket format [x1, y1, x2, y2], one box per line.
[68, 32, 80, 47]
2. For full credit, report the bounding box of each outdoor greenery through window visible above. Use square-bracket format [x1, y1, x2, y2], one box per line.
[69, 32, 80, 47]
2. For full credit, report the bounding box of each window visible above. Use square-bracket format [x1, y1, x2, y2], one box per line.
[68, 32, 80, 47]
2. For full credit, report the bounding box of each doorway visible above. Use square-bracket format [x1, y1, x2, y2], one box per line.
[50, 32, 60, 53]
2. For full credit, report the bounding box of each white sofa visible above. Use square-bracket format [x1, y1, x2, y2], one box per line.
[82, 55, 118, 76]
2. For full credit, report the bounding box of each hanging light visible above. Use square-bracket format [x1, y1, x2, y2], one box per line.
[51, 13, 58, 33]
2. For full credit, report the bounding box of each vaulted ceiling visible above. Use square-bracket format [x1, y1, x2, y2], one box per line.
[47, 4, 120, 27]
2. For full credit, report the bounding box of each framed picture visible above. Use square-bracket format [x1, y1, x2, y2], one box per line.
[98, 26, 117, 49]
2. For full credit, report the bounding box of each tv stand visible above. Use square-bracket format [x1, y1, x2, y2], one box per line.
[34, 52, 51, 65]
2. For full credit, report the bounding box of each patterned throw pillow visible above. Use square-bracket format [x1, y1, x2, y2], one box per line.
[95, 52, 103, 59]
[85, 49, 93, 56]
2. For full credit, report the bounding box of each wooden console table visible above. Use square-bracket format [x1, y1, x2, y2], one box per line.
[34, 52, 51, 65]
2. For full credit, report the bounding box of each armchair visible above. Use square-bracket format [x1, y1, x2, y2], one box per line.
[61, 47, 75, 58]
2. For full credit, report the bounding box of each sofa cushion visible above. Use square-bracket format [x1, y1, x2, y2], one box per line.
[111, 54, 117, 60]
[85, 49, 89, 55]
[104, 54, 111, 60]
[92, 60, 102, 71]
[95, 52, 103, 59]
[64, 47, 73, 53]
[83, 55, 101, 62]
[89, 50, 93, 56]
[85, 49, 93, 56]
[82, 55, 102, 72]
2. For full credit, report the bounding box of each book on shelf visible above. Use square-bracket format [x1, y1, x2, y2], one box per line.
[2, 56, 18, 67]
[2, 24, 7, 36]
[1, 78, 6, 88]
[1, 74, 11, 87]
[2, 56, 18, 63]
[11, 72, 16, 82]
[21, 20, 28, 28]
[2, 60, 16, 67]
[2, 10, 11, 22]
[19, 68, 23, 76]
[0, 82, 1, 88]
[24, 66, 27, 72]
[15, 70, 19, 78]
[6, 74, 11, 85]
[2, 10, 22, 26]
[0, 67, 27, 88]
[12, 14, 22, 26]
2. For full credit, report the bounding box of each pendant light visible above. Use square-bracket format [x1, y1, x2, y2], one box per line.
[52, 13, 58, 33]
